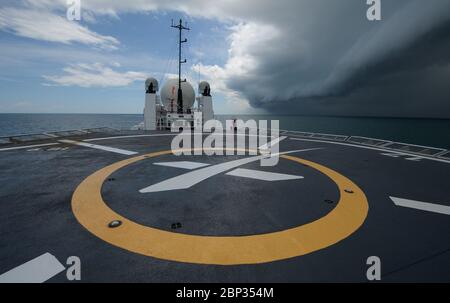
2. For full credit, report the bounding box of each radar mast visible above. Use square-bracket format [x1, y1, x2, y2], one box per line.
[171, 19, 190, 114]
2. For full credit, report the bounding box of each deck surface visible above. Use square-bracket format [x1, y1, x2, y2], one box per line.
[0, 130, 449, 282]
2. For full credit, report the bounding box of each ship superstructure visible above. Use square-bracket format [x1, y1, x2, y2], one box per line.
[143, 19, 214, 131]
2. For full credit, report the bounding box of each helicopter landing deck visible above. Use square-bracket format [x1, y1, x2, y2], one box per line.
[0, 130, 449, 282]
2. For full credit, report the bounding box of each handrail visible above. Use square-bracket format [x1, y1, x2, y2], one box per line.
[1, 127, 448, 160]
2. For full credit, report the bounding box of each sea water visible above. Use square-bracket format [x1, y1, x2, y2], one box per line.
[1, 113, 449, 149]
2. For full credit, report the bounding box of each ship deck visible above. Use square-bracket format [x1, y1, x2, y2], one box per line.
[0, 129, 449, 282]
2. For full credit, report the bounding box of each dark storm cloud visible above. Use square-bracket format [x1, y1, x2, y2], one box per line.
[263, 19, 450, 118]
[16, 0, 450, 116]
[218, 0, 450, 117]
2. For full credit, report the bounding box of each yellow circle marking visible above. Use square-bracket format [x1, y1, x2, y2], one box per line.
[72, 148, 368, 265]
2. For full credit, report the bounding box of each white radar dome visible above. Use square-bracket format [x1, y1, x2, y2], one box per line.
[145, 77, 159, 92]
[160, 79, 195, 111]
[198, 81, 211, 95]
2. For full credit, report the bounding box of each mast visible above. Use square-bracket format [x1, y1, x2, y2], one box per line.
[171, 19, 190, 114]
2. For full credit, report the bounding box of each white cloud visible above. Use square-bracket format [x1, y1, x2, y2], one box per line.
[191, 63, 251, 113]
[0, 7, 119, 49]
[43, 63, 146, 87]
[189, 22, 278, 112]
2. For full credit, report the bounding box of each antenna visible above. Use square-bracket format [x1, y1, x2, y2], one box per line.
[198, 63, 200, 86]
[171, 18, 190, 114]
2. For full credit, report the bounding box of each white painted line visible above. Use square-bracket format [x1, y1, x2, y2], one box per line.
[43, 133, 59, 138]
[381, 153, 423, 161]
[380, 153, 402, 158]
[84, 132, 277, 142]
[259, 136, 287, 151]
[226, 168, 303, 182]
[390, 197, 450, 216]
[154, 161, 210, 170]
[59, 139, 138, 155]
[140, 148, 320, 193]
[405, 157, 423, 161]
[0, 253, 65, 283]
[289, 137, 450, 165]
[0, 143, 59, 152]
[84, 134, 176, 142]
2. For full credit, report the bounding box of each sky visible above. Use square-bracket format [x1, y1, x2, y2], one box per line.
[0, 0, 450, 117]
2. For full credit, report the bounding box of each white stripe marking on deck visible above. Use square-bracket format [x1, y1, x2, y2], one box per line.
[226, 168, 303, 182]
[83, 132, 277, 142]
[0, 253, 65, 283]
[59, 139, 137, 155]
[84, 134, 176, 142]
[140, 148, 320, 193]
[390, 197, 450, 216]
[154, 161, 210, 170]
[0, 143, 59, 152]
[259, 136, 287, 151]
[405, 157, 423, 161]
[380, 153, 402, 158]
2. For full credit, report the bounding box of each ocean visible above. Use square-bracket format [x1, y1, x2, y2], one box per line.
[1, 113, 450, 149]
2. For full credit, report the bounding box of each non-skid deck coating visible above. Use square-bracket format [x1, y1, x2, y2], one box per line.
[0, 130, 449, 282]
